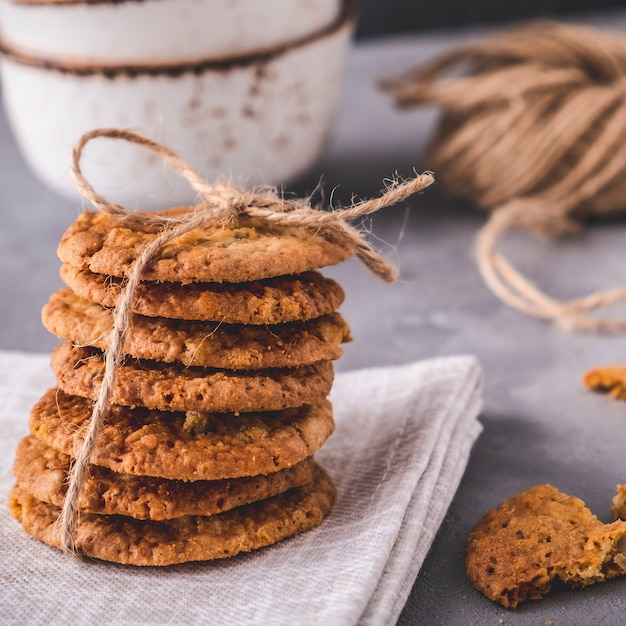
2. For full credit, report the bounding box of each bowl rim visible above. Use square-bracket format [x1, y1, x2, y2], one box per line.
[11, 0, 310, 6]
[13, 0, 178, 5]
[0, 0, 356, 78]
[12, 0, 142, 5]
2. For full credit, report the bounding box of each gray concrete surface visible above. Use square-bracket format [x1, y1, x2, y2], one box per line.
[3, 19, 626, 625]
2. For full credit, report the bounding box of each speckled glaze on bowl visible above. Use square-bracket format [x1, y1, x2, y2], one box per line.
[0, 0, 342, 65]
[0, 2, 355, 207]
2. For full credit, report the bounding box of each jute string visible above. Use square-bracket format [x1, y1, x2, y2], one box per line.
[384, 20, 626, 332]
[57, 127, 434, 555]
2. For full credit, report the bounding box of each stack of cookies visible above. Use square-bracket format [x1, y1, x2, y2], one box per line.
[9, 209, 353, 566]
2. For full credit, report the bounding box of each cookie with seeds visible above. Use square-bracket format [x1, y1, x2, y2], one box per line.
[466, 484, 626, 608]
[43, 289, 351, 370]
[51, 342, 334, 412]
[57, 210, 352, 284]
[583, 365, 626, 400]
[30, 388, 333, 481]
[9, 463, 335, 566]
[13, 435, 314, 520]
[60, 264, 345, 324]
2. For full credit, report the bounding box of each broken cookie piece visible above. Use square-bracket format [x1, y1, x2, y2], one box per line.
[466, 484, 626, 608]
[611, 485, 626, 521]
[583, 365, 626, 400]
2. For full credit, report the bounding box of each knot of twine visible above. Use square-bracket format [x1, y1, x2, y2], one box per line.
[57, 127, 434, 556]
[384, 20, 626, 332]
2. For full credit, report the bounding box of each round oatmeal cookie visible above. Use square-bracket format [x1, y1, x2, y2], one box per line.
[13, 435, 314, 520]
[466, 484, 626, 608]
[30, 388, 334, 480]
[60, 264, 345, 324]
[9, 463, 335, 566]
[51, 342, 334, 412]
[57, 210, 352, 283]
[43, 289, 351, 369]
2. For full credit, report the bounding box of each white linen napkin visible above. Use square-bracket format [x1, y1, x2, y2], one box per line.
[0, 350, 482, 626]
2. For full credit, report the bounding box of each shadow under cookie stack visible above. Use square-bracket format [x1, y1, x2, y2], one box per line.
[9, 208, 353, 565]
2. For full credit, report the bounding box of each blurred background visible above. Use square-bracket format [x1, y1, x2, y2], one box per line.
[355, 0, 624, 37]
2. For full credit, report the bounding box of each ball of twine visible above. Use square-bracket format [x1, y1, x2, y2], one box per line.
[56, 127, 434, 556]
[384, 20, 626, 332]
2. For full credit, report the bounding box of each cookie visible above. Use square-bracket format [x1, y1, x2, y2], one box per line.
[9, 463, 335, 566]
[583, 365, 626, 399]
[466, 484, 626, 608]
[42, 289, 351, 370]
[51, 342, 334, 412]
[30, 388, 334, 481]
[60, 264, 345, 324]
[57, 210, 352, 284]
[13, 435, 314, 520]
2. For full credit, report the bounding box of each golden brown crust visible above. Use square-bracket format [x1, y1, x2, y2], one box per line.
[13, 436, 314, 520]
[51, 342, 334, 412]
[57, 211, 352, 284]
[466, 484, 626, 608]
[42, 288, 350, 369]
[9, 464, 336, 566]
[60, 264, 346, 324]
[583, 365, 626, 400]
[29, 388, 334, 481]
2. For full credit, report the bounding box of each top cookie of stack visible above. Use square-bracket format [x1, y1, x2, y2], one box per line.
[10, 207, 352, 566]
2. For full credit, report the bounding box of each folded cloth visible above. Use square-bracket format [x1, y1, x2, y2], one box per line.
[0, 350, 482, 626]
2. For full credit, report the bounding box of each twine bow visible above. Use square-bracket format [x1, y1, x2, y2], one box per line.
[57, 127, 434, 555]
[384, 20, 626, 332]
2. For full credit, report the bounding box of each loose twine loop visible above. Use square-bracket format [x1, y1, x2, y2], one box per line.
[384, 20, 626, 332]
[58, 127, 434, 556]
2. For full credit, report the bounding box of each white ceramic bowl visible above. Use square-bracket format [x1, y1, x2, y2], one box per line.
[0, 3, 355, 207]
[0, 0, 342, 65]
